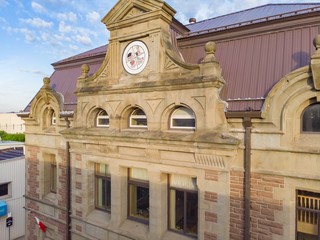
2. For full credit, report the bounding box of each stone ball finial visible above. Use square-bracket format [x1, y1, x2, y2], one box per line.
[205, 41, 216, 55]
[82, 64, 90, 74]
[313, 35, 320, 50]
[43, 77, 50, 85]
[80, 64, 90, 78]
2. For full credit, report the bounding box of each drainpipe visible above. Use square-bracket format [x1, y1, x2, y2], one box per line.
[64, 116, 71, 240]
[243, 117, 252, 240]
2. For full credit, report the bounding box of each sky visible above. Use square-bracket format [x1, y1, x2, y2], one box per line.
[0, 0, 319, 113]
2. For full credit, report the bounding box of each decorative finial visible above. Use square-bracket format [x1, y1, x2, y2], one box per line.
[311, 35, 320, 90]
[313, 35, 320, 51]
[201, 41, 217, 63]
[205, 41, 216, 55]
[81, 64, 90, 78]
[42, 77, 51, 89]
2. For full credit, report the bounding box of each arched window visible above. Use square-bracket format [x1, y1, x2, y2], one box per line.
[170, 106, 195, 130]
[51, 111, 56, 125]
[130, 108, 147, 128]
[302, 103, 320, 132]
[96, 110, 109, 127]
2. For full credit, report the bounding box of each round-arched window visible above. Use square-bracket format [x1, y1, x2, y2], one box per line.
[96, 110, 109, 127]
[302, 103, 320, 132]
[130, 108, 147, 128]
[170, 106, 195, 130]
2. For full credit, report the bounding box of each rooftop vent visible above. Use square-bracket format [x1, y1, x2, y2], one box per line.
[189, 18, 197, 24]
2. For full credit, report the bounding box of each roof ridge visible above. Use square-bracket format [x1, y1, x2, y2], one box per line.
[185, 3, 320, 27]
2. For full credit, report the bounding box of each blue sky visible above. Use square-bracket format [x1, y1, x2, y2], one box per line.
[0, 0, 319, 113]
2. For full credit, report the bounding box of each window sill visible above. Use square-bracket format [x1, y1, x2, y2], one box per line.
[163, 231, 197, 240]
[0, 195, 11, 200]
[43, 192, 57, 204]
[85, 209, 110, 227]
[119, 219, 149, 239]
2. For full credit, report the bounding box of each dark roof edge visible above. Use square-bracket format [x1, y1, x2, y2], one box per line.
[185, 3, 320, 27]
[226, 111, 262, 119]
[52, 44, 108, 67]
[182, 5, 320, 38]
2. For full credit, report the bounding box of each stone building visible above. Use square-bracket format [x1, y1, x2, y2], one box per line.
[20, 1, 320, 240]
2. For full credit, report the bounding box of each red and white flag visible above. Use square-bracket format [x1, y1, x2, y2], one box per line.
[35, 216, 46, 233]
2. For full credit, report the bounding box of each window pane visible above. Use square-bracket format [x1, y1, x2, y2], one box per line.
[129, 184, 149, 220]
[96, 163, 110, 176]
[297, 190, 320, 239]
[50, 164, 57, 193]
[171, 107, 195, 129]
[132, 109, 146, 116]
[130, 108, 147, 127]
[96, 177, 111, 211]
[131, 118, 147, 126]
[302, 104, 320, 132]
[186, 192, 198, 235]
[0, 184, 8, 196]
[98, 118, 109, 126]
[174, 190, 185, 232]
[172, 119, 195, 128]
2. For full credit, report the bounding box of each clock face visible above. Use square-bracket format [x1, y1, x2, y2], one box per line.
[122, 41, 149, 74]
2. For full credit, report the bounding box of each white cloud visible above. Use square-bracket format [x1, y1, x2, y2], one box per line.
[57, 12, 77, 22]
[20, 28, 36, 42]
[59, 21, 73, 33]
[20, 18, 53, 28]
[75, 34, 92, 45]
[5, 26, 36, 42]
[86, 11, 100, 23]
[69, 44, 79, 51]
[31, 2, 46, 13]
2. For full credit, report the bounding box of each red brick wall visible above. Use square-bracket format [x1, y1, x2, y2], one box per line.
[230, 171, 245, 240]
[26, 146, 40, 199]
[250, 173, 284, 240]
[25, 145, 69, 239]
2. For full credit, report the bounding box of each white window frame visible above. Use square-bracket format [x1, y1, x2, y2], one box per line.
[129, 108, 147, 128]
[96, 110, 110, 127]
[170, 107, 196, 130]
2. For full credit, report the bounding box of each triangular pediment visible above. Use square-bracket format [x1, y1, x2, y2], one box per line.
[121, 6, 147, 20]
[102, 0, 175, 26]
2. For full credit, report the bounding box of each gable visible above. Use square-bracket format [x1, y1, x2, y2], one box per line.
[102, 0, 175, 26]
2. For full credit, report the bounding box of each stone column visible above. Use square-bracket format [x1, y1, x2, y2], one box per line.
[110, 165, 128, 227]
[148, 171, 168, 239]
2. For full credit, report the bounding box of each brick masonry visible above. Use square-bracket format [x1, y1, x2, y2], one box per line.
[230, 171, 245, 240]
[204, 231, 218, 240]
[250, 173, 284, 240]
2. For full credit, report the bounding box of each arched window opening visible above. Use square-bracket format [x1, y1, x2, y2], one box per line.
[96, 110, 109, 127]
[302, 103, 320, 132]
[170, 106, 196, 130]
[51, 111, 56, 125]
[130, 108, 147, 128]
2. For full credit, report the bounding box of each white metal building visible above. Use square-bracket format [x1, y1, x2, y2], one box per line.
[0, 142, 25, 240]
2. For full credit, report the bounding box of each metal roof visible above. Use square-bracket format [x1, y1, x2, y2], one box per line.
[0, 148, 24, 161]
[180, 24, 318, 111]
[185, 3, 320, 36]
[24, 3, 320, 113]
